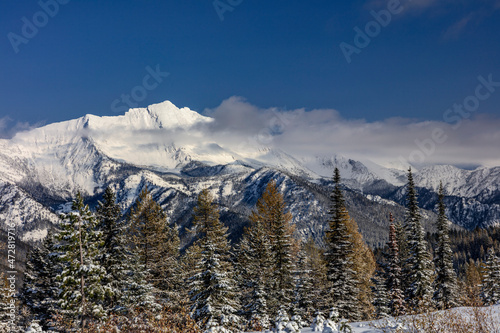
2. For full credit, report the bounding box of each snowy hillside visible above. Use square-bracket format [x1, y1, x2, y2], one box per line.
[244, 305, 500, 333]
[0, 100, 499, 243]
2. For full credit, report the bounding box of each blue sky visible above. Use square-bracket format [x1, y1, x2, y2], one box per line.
[1, 0, 500, 167]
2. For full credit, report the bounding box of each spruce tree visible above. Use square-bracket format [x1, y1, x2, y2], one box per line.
[56, 192, 106, 328]
[293, 244, 315, 321]
[324, 168, 360, 321]
[481, 247, 500, 305]
[371, 269, 390, 319]
[302, 237, 329, 312]
[180, 243, 202, 301]
[129, 186, 181, 302]
[403, 168, 433, 312]
[432, 183, 458, 310]
[383, 215, 405, 316]
[19, 231, 59, 329]
[96, 186, 156, 313]
[237, 211, 272, 330]
[189, 189, 239, 331]
[249, 180, 296, 316]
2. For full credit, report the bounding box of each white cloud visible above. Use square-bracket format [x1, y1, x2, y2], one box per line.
[201, 97, 500, 168]
[0, 116, 42, 139]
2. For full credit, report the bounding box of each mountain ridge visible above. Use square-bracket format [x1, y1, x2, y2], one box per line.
[0, 100, 498, 246]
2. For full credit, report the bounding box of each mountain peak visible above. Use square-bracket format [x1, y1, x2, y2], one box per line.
[128, 100, 212, 129]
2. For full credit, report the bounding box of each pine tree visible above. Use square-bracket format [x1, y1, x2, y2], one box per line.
[19, 231, 59, 329]
[481, 247, 500, 305]
[371, 269, 390, 319]
[237, 211, 272, 330]
[403, 168, 433, 312]
[249, 180, 296, 316]
[129, 186, 181, 302]
[293, 243, 315, 321]
[324, 168, 360, 321]
[180, 243, 202, 301]
[56, 192, 106, 328]
[96, 186, 156, 313]
[302, 237, 329, 312]
[432, 183, 458, 310]
[383, 215, 405, 316]
[189, 189, 240, 331]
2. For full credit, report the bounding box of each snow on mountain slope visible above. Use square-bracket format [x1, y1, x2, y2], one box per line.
[302, 154, 405, 188]
[1, 99, 500, 240]
[415, 165, 500, 199]
[0, 180, 59, 242]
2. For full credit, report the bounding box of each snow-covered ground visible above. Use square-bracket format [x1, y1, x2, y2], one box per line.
[245, 305, 500, 333]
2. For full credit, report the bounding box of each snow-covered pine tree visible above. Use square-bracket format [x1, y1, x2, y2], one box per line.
[403, 168, 433, 312]
[180, 243, 202, 300]
[324, 168, 360, 321]
[382, 215, 405, 316]
[250, 180, 296, 317]
[56, 192, 106, 328]
[129, 186, 181, 303]
[19, 231, 59, 329]
[293, 244, 315, 321]
[96, 186, 123, 312]
[302, 237, 329, 312]
[237, 211, 272, 330]
[432, 182, 458, 310]
[481, 247, 500, 305]
[96, 186, 156, 313]
[189, 189, 240, 332]
[371, 269, 390, 319]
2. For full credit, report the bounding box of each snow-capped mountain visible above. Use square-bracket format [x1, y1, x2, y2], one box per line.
[0, 100, 499, 246]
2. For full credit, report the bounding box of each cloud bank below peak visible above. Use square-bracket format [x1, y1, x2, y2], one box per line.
[201, 97, 500, 169]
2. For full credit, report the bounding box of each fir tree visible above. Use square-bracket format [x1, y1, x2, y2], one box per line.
[180, 243, 202, 301]
[96, 186, 156, 313]
[383, 215, 405, 316]
[56, 192, 106, 329]
[129, 186, 181, 302]
[237, 211, 272, 330]
[432, 183, 458, 310]
[324, 168, 360, 321]
[403, 168, 433, 311]
[19, 231, 59, 329]
[189, 189, 240, 331]
[371, 269, 390, 319]
[481, 247, 500, 305]
[293, 243, 315, 321]
[249, 180, 296, 316]
[302, 237, 329, 312]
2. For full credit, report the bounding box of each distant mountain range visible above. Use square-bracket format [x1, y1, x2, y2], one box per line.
[1, 101, 499, 248]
